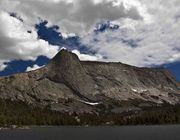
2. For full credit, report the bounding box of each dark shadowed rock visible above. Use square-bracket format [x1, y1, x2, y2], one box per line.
[46, 49, 98, 101]
[0, 49, 179, 113]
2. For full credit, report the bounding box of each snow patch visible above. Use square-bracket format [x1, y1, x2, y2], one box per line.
[77, 99, 100, 106]
[83, 101, 100, 106]
[131, 88, 148, 93]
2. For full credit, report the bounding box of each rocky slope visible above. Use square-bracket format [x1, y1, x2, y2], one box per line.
[0, 49, 180, 113]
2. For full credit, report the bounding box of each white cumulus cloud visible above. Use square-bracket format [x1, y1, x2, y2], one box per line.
[0, 61, 8, 71]
[26, 64, 44, 72]
[0, 10, 59, 71]
[72, 50, 102, 61]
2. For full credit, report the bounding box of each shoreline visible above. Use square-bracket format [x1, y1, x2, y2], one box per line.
[1, 124, 180, 130]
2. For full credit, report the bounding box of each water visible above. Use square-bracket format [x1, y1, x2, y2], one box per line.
[0, 125, 180, 140]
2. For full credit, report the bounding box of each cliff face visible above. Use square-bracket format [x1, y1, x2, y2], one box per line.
[0, 49, 180, 113]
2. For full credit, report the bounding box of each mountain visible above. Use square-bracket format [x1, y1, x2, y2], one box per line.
[0, 49, 180, 126]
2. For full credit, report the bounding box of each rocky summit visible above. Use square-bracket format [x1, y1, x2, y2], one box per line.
[0, 49, 180, 114]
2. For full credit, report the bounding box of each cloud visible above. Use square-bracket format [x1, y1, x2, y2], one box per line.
[0, 0, 180, 69]
[82, 22, 180, 66]
[72, 50, 102, 61]
[26, 64, 44, 72]
[0, 0, 145, 70]
[81, 0, 180, 67]
[0, 0, 143, 34]
[0, 10, 59, 70]
[0, 61, 8, 71]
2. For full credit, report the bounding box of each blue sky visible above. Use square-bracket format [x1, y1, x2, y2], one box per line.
[0, 0, 179, 81]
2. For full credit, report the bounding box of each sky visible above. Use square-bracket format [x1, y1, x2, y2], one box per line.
[0, 0, 180, 81]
